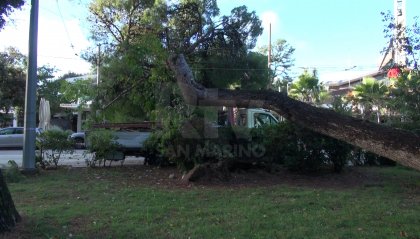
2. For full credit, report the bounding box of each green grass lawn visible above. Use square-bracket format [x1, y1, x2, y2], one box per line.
[4, 166, 420, 239]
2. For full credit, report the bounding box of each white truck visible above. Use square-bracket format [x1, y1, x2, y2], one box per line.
[218, 108, 279, 128]
[86, 122, 156, 160]
[87, 109, 278, 161]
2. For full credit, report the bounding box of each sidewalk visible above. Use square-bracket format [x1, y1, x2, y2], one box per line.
[44, 150, 146, 167]
[0, 149, 145, 168]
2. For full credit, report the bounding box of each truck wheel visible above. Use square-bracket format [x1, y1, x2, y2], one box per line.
[74, 138, 85, 149]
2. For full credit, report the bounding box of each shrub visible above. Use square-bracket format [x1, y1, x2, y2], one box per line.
[281, 126, 326, 173]
[37, 128, 74, 169]
[145, 118, 254, 171]
[148, 118, 354, 173]
[252, 122, 352, 173]
[251, 123, 296, 166]
[320, 134, 353, 172]
[3, 160, 25, 183]
[143, 120, 180, 167]
[350, 150, 396, 166]
[86, 129, 120, 167]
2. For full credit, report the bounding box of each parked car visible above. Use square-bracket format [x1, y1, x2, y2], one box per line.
[70, 132, 85, 149]
[0, 127, 43, 149]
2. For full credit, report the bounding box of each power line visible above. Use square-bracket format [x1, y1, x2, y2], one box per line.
[191, 67, 269, 71]
[39, 6, 59, 16]
[294, 64, 378, 70]
[38, 55, 87, 60]
[188, 64, 379, 71]
[35, 55, 379, 73]
[55, 0, 78, 56]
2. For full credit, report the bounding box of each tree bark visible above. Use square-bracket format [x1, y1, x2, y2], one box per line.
[181, 162, 231, 184]
[0, 170, 21, 233]
[167, 54, 420, 171]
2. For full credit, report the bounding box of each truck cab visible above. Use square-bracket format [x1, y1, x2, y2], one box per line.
[218, 108, 279, 128]
[243, 108, 279, 128]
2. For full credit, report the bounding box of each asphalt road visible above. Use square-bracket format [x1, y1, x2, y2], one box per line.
[0, 149, 144, 168]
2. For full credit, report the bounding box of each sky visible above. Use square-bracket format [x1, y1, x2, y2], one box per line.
[0, 0, 419, 83]
[0, 0, 91, 76]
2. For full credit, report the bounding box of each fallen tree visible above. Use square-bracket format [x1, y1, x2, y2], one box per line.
[167, 54, 420, 171]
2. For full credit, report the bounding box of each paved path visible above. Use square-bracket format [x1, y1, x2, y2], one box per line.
[0, 149, 144, 168]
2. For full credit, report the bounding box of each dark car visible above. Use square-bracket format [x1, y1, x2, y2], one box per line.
[70, 132, 85, 149]
[0, 127, 43, 149]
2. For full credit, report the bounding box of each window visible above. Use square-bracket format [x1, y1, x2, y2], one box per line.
[0, 128, 15, 135]
[254, 113, 277, 127]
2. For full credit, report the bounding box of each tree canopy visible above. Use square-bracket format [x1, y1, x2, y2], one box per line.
[288, 69, 328, 105]
[86, 0, 285, 122]
[0, 47, 26, 115]
[0, 0, 25, 30]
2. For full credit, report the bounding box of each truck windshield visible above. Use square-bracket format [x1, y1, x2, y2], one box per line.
[254, 113, 277, 127]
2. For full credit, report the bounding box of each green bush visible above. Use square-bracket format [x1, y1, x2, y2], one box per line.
[147, 119, 354, 173]
[319, 133, 353, 172]
[143, 119, 181, 167]
[166, 127, 237, 171]
[274, 124, 326, 173]
[145, 118, 254, 171]
[3, 160, 25, 183]
[37, 128, 74, 169]
[353, 150, 396, 166]
[86, 129, 120, 167]
[250, 123, 296, 166]
[252, 122, 352, 173]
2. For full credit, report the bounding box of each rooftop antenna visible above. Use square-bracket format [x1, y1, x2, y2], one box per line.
[394, 0, 407, 66]
[268, 23, 271, 69]
[379, 0, 406, 70]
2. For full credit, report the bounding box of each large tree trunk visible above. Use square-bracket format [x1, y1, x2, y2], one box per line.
[0, 170, 21, 233]
[167, 54, 420, 171]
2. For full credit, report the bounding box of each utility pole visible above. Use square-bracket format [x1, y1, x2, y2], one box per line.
[22, 0, 39, 172]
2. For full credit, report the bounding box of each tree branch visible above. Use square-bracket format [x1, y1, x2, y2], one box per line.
[167, 54, 420, 171]
[101, 85, 136, 111]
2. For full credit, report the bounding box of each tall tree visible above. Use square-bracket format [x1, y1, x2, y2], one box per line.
[388, 69, 420, 128]
[186, 4, 264, 89]
[88, 0, 159, 46]
[36, 66, 64, 113]
[379, 12, 420, 130]
[259, 38, 295, 86]
[289, 69, 328, 105]
[0, 0, 25, 29]
[60, 76, 94, 107]
[348, 77, 389, 123]
[86, 0, 266, 121]
[86, 0, 169, 118]
[0, 48, 26, 118]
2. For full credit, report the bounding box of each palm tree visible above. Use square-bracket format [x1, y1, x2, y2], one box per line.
[351, 77, 389, 123]
[289, 69, 329, 105]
